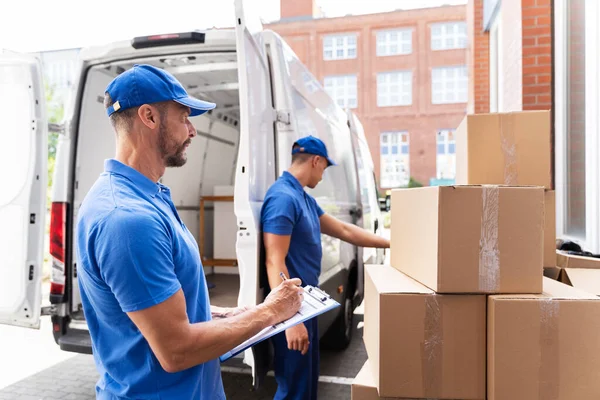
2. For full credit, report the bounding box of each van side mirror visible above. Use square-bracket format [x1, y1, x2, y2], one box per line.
[378, 198, 389, 212]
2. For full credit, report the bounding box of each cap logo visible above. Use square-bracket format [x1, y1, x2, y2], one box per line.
[299, 147, 305, 152]
[113, 101, 121, 112]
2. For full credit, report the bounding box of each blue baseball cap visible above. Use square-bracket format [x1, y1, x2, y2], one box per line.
[105, 64, 216, 117]
[292, 136, 337, 166]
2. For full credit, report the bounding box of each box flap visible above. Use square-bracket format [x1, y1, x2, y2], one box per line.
[490, 277, 598, 300]
[561, 269, 600, 296]
[557, 251, 600, 269]
[543, 266, 561, 280]
[352, 360, 374, 388]
[365, 265, 433, 294]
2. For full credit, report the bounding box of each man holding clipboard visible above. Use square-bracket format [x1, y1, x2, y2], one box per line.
[261, 136, 390, 400]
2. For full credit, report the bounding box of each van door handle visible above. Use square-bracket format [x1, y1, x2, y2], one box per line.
[374, 218, 379, 233]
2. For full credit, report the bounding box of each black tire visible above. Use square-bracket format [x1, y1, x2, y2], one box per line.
[321, 290, 354, 350]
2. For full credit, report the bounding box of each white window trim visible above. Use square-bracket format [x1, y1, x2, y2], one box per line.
[376, 28, 413, 56]
[324, 74, 358, 109]
[431, 66, 468, 105]
[430, 21, 467, 51]
[377, 71, 413, 107]
[489, 10, 503, 112]
[436, 129, 456, 180]
[380, 131, 410, 188]
[554, 0, 600, 252]
[323, 34, 357, 61]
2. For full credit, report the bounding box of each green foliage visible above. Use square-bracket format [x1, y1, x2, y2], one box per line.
[407, 176, 423, 188]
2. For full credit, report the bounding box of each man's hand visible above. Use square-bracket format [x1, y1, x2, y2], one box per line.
[263, 278, 303, 323]
[285, 323, 310, 355]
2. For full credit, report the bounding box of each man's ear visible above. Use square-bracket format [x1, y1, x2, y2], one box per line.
[137, 104, 158, 129]
[312, 155, 321, 168]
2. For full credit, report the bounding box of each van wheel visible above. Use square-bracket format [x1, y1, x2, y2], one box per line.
[321, 291, 353, 350]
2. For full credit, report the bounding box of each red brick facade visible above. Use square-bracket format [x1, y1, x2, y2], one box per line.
[267, 5, 468, 188]
[468, 0, 552, 113]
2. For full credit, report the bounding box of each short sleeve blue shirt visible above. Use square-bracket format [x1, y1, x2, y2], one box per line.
[76, 159, 225, 400]
[261, 171, 324, 287]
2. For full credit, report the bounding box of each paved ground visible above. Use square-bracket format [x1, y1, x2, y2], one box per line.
[0, 313, 366, 400]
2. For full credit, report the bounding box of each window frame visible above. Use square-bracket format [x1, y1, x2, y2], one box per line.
[377, 70, 413, 107]
[430, 21, 468, 51]
[323, 34, 358, 61]
[323, 74, 358, 110]
[431, 66, 468, 105]
[376, 28, 413, 56]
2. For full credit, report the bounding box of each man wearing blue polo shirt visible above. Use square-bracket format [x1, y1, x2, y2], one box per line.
[76, 64, 304, 400]
[261, 136, 390, 399]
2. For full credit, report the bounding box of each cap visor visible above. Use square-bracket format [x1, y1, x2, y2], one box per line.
[326, 157, 337, 167]
[174, 96, 216, 117]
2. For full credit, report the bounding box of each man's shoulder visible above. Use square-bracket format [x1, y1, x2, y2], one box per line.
[78, 176, 164, 234]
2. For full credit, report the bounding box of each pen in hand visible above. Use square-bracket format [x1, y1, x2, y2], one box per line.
[279, 272, 288, 283]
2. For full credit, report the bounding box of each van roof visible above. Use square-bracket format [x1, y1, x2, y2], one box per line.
[79, 29, 237, 65]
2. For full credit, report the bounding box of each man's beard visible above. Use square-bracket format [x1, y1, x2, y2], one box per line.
[159, 122, 190, 167]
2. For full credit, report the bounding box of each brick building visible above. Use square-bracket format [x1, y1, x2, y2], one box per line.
[267, 1, 468, 189]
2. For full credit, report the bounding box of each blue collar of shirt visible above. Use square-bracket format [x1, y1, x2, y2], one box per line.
[104, 159, 163, 198]
[282, 171, 305, 193]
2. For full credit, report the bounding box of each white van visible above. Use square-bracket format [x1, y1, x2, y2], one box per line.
[0, 0, 385, 386]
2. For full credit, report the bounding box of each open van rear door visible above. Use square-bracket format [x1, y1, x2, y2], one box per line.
[233, 0, 276, 388]
[0, 54, 48, 329]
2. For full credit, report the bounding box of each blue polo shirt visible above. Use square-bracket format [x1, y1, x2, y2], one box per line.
[76, 159, 225, 400]
[261, 171, 324, 287]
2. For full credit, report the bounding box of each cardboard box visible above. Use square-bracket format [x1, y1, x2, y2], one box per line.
[488, 278, 600, 400]
[364, 265, 486, 399]
[559, 268, 600, 296]
[390, 185, 544, 293]
[456, 110, 552, 188]
[556, 251, 600, 269]
[543, 190, 556, 267]
[351, 361, 385, 400]
[543, 266, 561, 280]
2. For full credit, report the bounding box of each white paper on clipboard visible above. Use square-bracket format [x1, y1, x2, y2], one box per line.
[219, 286, 340, 362]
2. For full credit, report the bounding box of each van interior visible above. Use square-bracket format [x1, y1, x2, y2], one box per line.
[72, 52, 243, 316]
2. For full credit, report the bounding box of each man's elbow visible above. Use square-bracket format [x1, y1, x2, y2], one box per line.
[157, 348, 188, 373]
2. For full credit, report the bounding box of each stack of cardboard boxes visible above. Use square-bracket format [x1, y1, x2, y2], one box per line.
[352, 111, 600, 400]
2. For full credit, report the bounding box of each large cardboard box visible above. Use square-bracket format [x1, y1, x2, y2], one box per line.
[556, 251, 600, 269]
[364, 265, 486, 399]
[456, 110, 552, 188]
[543, 190, 556, 267]
[390, 185, 544, 293]
[488, 278, 600, 400]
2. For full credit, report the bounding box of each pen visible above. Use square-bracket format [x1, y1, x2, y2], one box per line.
[279, 272, 288, 283]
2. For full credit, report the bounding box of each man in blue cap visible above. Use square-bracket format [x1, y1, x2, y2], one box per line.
[76, 64, 304, 399]
[261, 136, 390, 399]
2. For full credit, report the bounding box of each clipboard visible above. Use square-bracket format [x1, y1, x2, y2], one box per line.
[219, 285, 340, 362]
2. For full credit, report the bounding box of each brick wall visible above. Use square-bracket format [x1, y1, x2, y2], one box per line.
[268, 6, 468, 188]
[280, 0, 318, 20]
[521, 0, 552, 111]
[501, 0, 523, 111]
[468, 0, 490, 114]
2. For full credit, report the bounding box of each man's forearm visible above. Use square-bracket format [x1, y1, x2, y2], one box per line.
[210, 305, 248, 319]
[172, 304, 275, 371]
[344, 223, 390, 248]
[266, 261, 290, 290]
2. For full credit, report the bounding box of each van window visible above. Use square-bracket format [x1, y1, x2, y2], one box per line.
[287, 88, 356, 205]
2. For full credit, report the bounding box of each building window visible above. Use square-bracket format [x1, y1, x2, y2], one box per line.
[377, 71, 412, 107]
[324, 75, 358, 109]
[323, 34, 357, 60]
[376, 29, 412, 56]
[431, 22, 467, 51]
[436, 129, 456, 180]
[380, 131, 410, 188]
[431, 66, 468, 104]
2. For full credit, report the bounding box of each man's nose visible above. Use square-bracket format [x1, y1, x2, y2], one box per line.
[188, 121, 196, 138]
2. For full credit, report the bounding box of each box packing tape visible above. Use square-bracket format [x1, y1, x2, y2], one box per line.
[500, 115, 518, 185]
[538, 299, 560, 400]
[421, 295, 443, 398]
[479, 185, 500, 292]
